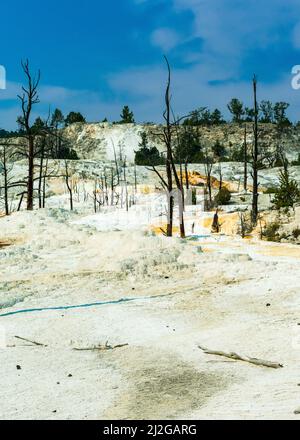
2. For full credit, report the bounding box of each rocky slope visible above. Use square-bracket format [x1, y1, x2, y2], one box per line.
[63, 122, 300, 163]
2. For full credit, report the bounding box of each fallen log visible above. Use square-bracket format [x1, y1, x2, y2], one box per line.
[73, 342, 128, 352]
[198, 345, 283, 369]
[15, 335, 48, 347]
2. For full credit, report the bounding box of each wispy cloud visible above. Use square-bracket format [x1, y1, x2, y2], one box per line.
[0, 81, 122, 129]
[109, 61, 300, 122]
[1, 0, 300, 129]
[151, 28, 181, 52]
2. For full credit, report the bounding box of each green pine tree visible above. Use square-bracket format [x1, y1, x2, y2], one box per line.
[273, 165, 300, 209]
[135, 132, 164, 166]
[120, 106, 135, 124]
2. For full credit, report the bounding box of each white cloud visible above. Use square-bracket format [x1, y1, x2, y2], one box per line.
[173, 0, 300, 58]
[2, 0, 300, 129]
[109, 62, 300, 122]
[151, 28, 181, 52]
[0, 81, 22, 101]
[123, 0, 300, 122]
[0, 81, 123, 130]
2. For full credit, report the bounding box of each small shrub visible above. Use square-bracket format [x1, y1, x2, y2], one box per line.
[230, 146, 244, 162]
[273, 156, 287, 167]
[280, 232, 288, 240]
[135, 132, 164, 166]
[262, 221, 280, 242]
[212, 140, 226, 158]
[238, 212, 252, 238]
[264, 187, 277, 194]
[214, 187, 231, 205]
[291, 154, 300, 166]
[292, 228, 300, 239]
[272, 168, 300, 209]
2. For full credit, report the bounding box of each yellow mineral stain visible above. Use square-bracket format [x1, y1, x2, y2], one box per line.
[258, 243, 300, 259]
[150, 224, 180, 235]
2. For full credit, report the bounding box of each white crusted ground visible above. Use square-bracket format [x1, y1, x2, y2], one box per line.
[1, 198, 300, 420]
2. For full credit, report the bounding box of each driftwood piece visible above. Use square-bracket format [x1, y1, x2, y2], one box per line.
[198, 345, 283, 369]
[15, 335, 48, 347]
[73, 342, 128, 352]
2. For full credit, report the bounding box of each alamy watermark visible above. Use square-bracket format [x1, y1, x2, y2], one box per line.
[0, 65, 6, 90]
[291, 65, 300, 90]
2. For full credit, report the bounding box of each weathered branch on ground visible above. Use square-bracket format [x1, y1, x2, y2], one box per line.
[14, 335, 48, 347]
[73, 342, 128, 352]
[198, 345, 283, 369]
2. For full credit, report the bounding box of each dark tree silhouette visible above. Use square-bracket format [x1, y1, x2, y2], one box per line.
[251, 75, 259, 224]
[120, 106, 135, 124]
[17, 60, 41, 211]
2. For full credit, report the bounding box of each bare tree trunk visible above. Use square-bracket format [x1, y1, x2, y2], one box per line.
[148, 57, 186, 237]
[252, 76, 259, 225]
[218, 162, 223, 191]
[134, 164, 137, 191]
[180, 161, 185, 211]
[185, 160, 189, 190]
[164, 58, 185, 238]
[17, 60, 41, 211]
[38, 139, 45, 209]
[104, 171, 108, 205]
[203, 145, 214, 209]
[167, 191, 174, 237]
[244, 125, 248, 192]
[123, 159, 129, 212]
[111, 168, 115, 206]
[204, 156, 213, 207]
[17, 193, 25, 211]
[3, 146, 9, 215]
[94, 180, 97, 213]
[27, 135, 34, 210]
[112, 140, 120, 185]
[65, 161, 73, 211]
[42, 158, 48, 208]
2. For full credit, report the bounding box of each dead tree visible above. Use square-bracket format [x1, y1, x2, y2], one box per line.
[64, 160, 73, 211]
[148, 99, 173, 234]
[37, 138, 45, 208]
[17, 60, 41, 210]
[251, 75, 259, 224]
[37, 127, 50, 208]
[0, 141, 28, 215]
[161, 59, 175, 237]
[109, 163, 120, 206]
[111, 139, 120, 185]
[42, 158, 49, 208]
[0, 143, 12, 215]
[203, 145, 214, 209]
[185, 160, 189, 190]
[218, 162, 223, 191]
[238, 211, 251, 238]
[134, 164, 137, 191]
[92, 178, 104, 213]
[149, 57, 186, 238]
[122, 157, 129, 212]
[93, 180, 98, 213]
[243, 124, 248, 192]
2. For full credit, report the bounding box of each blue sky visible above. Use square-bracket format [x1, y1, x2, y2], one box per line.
[1, 0, 300, 129]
